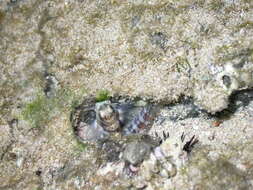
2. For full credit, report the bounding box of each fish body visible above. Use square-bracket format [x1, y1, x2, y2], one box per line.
[71, 97, 159, 143]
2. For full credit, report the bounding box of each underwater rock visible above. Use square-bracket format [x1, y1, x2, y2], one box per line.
[120, 132, 198, 181]
[122, 134, 160, 175]
[216, 63, 253, 93]
[194, 63, 253, 113]
[138, 133, 198, 180]
[95, 132, 198, 190]
[184, 150, 250, 190]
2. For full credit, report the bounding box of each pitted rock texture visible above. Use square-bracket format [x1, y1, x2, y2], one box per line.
[1, 0, 253, 190]
[1, 0, 253, 114]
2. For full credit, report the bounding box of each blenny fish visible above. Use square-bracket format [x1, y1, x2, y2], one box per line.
[70, 96, 159, 143]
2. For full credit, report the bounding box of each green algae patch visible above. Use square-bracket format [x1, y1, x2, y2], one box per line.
[74, 140, 88, 154]
[21, 88, 85, 128]
[21, 93, 50, 128]
[96, 89, 110, 102]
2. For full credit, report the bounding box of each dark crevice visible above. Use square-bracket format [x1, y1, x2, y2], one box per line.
[156, 96, 207, 122]
[71, 89, 253, 128]
[149, 32, 168, 51]
[0, 118, 18, 161]
[43, 72, 58, 98]
[210, 89, 253, 120]
[0, 143, 13, 161]
[35, 8, 60, 98]
[158, 89, 253, 121]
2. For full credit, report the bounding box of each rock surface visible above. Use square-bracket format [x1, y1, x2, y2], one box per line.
[0, 0, 253, 189]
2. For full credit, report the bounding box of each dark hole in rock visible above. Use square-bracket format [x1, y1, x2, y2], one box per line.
[8, 118, 18, 128]
[7, 0, 20, 8]
[150, 32, 168, 50]
[43, 72, 58, 98]
[35, 169, 42, 176]
[9, 0, 18, 4]
[222, 75, 231, 88]
[8, 152, 17, 160]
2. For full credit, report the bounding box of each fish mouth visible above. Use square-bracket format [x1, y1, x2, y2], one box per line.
[129, 164, 140, 173]
[123, 162, 141, 177]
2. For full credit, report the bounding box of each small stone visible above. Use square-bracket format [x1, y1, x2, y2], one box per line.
[212, 120, 222, 127]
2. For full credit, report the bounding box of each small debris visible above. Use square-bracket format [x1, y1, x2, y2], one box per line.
[212, 120, 222, 127]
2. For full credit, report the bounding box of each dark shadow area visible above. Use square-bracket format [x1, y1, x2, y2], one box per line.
[210, 89, 253, 120]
